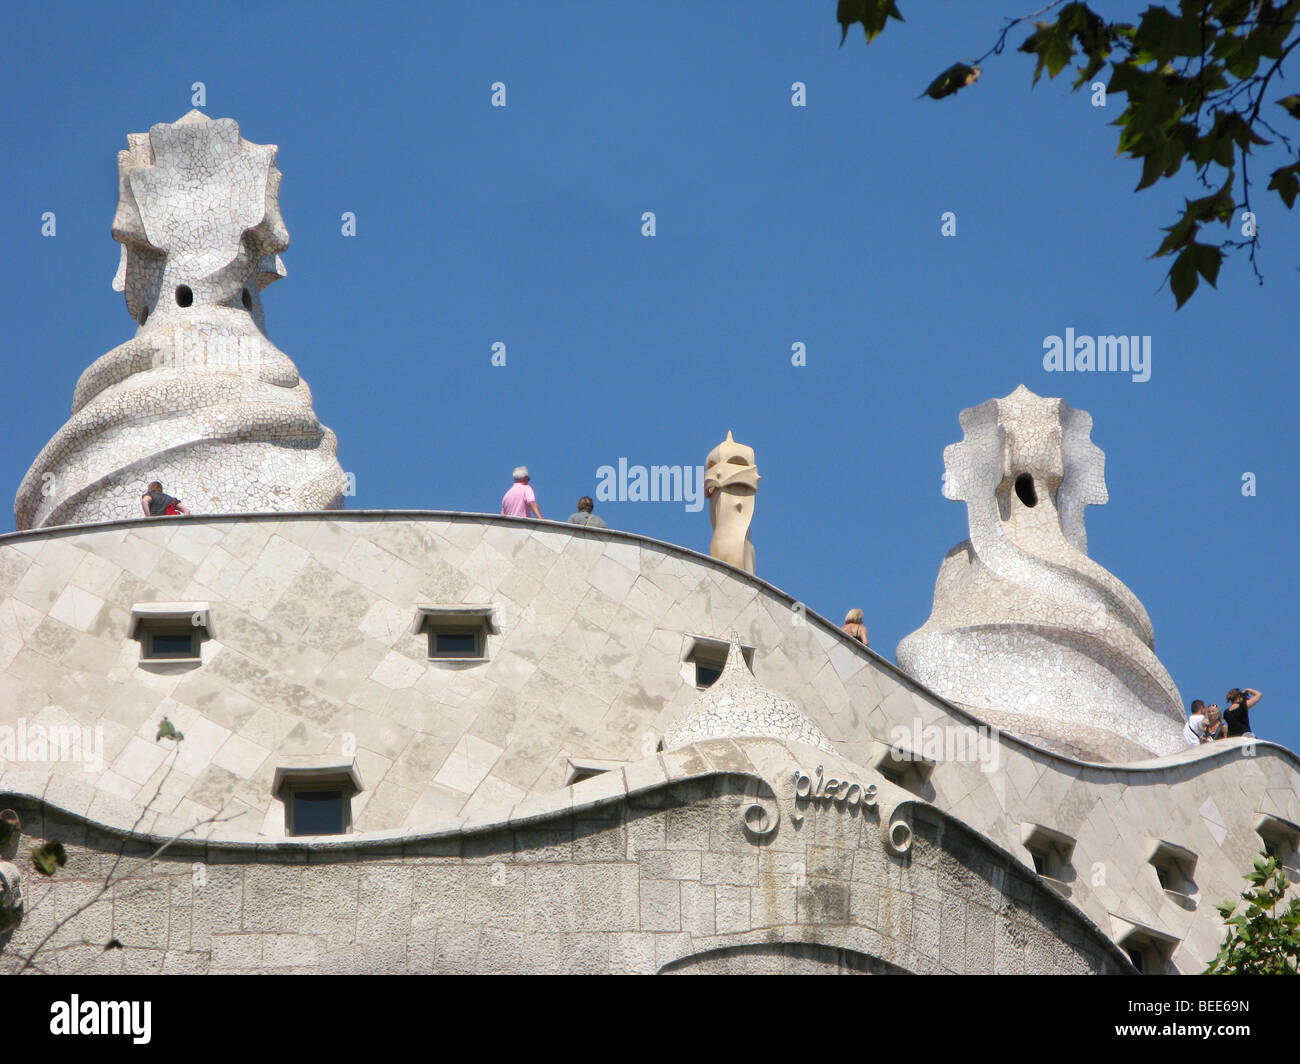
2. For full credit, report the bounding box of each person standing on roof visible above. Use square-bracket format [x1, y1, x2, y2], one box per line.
[501, 466, 542, 519]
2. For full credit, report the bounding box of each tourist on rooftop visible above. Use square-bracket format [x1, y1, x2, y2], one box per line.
[501, 466, 542, 519]
[1223, 687, 1263, 739]
[1183, 700, 1207, 747]
[1203, 704, 1228, 742]
[141, 481, 188, 517]
[841, 608, 869, 647]
[567, 496, 606, 528]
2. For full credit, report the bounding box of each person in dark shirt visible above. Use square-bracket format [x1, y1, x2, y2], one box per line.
[566, 496, 607, 528]
[140, 480, 189, 517]
[1222, 686, 1262, 738]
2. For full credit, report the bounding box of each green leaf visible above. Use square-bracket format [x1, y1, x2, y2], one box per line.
[32, 839, 67, 876]
[1206, 851, 1300, 974]
[837, 0, 904, 46]
[1223, 43, 1261, 80]
[1132, 5, 1202, 62]
[1170, 247, 1199, 307]
[1278, 95, 1300, 121]
[1020, 19, 1077, 85]
[1268, 162, 1300, 209]
[1136, 147, 1167, 191]
[1153, 213, 1198, 258]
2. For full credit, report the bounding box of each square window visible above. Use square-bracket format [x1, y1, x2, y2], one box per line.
[414, 606, 497, 662]
[871, 741, 936, 793]
[290, 789, 347, 836]
[1146, 838, 1197, 899]
[1021, 824, 1077, 893]
[1255, 814, 1300, 871]
[130, 603, 210, 665]
[683, 635, 754, 689]
[273, 761, 362, 838]
[433, 630, 480, 658]
[695, 663, 722, 688]
[1117, 928, 1177, 974]
[146, 630, 197, 659]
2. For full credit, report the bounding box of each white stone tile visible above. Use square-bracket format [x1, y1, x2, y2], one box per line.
[112, 735, 172, 785]
[48, 585, 106, 633]
[433, 733, 504, 796]
[212, 733, 271, 778]
[253, 535, 312, 588]
[95, 768, 142, 802]
[370, 650, 423, 690]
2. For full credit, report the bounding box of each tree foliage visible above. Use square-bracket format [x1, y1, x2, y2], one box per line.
[1204, 853, 1300, 974]
[835, 1, 1300, 307]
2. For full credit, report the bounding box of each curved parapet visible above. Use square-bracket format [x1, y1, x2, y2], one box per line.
[0, 738, 1133, 974]
[13, 111, 345, 530]
[898, 386, 1184, 761]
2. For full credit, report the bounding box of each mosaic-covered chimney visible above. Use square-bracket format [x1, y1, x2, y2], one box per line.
[14, 111, 346, 529]
[896, 385, 1184, 762]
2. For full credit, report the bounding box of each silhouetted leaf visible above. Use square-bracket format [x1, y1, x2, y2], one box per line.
[837, 0, 903, 47]
[1268, 162, 1300, 208]
[920, 62, 981, 100]
[1192, 242, 1222, 286]
[1170, 248, 1199, 307]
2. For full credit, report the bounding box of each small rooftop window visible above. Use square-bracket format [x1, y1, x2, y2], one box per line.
[1111, 915, 1179, 975]
[870, 739, 935, 794]
[682, 635, 755, 689]
[413, 605, 499, 663]
[1256, 813, 1300, 871]
[1146, 838, 1198, 900]
[563, 758, 629, 786]
[273, 760, 363, 838]
[1021, 822, 1076, 896]
[128, 603, 211, 665]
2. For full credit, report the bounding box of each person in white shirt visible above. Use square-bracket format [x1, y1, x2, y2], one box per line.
[1182, 699, 1207, 747]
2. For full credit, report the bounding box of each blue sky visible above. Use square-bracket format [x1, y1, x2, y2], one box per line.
[3, 1, 1296, 753]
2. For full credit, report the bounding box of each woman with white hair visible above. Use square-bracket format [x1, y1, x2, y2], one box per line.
[841, 608, 868, 647]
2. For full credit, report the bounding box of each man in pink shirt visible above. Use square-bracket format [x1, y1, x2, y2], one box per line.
[501, 466, 542, 519]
